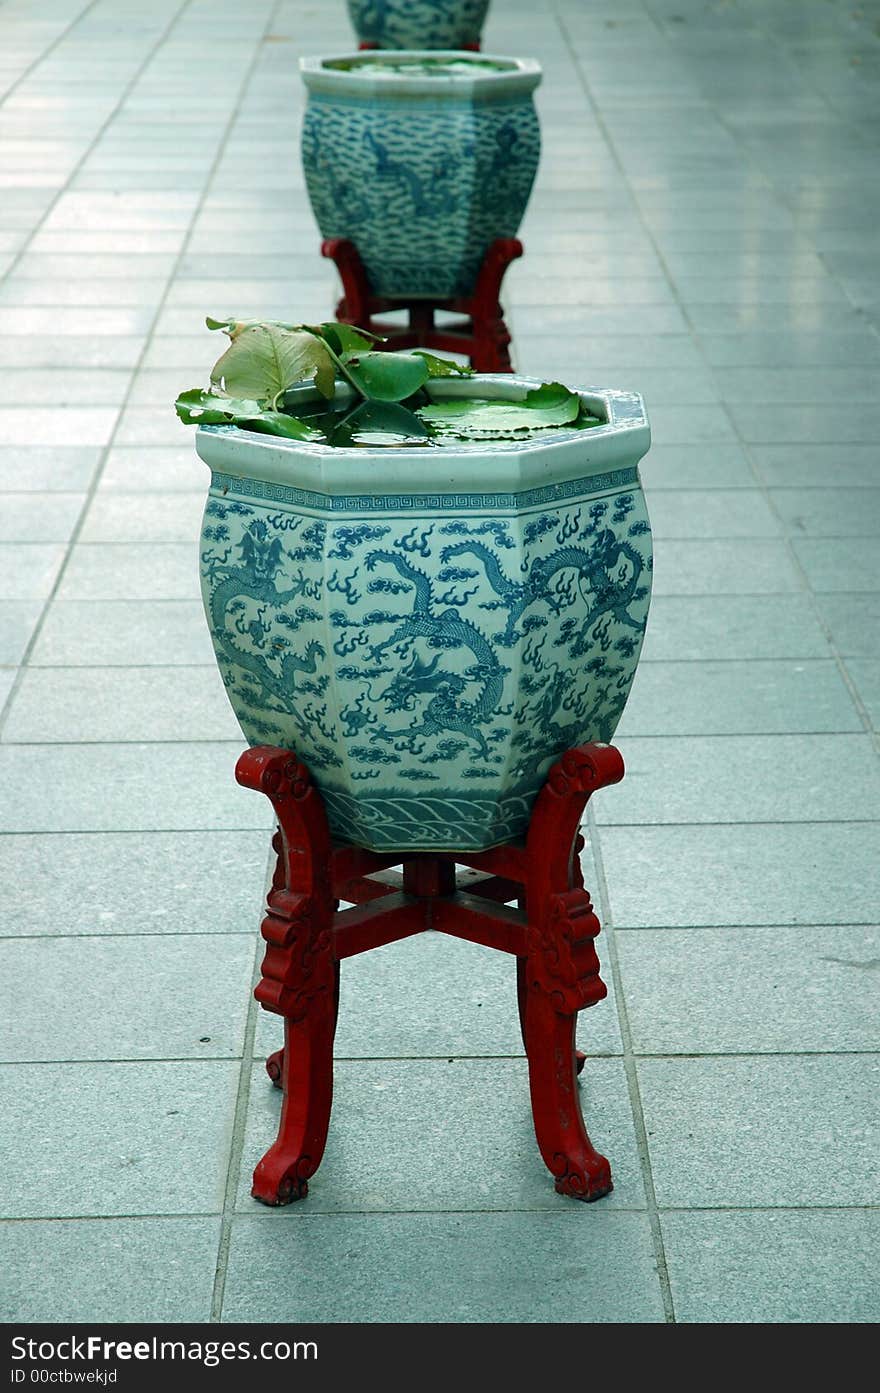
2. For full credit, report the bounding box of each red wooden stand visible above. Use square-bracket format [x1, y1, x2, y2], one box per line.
[321, 235, 522, 371]
[236, 742, 624, 1206]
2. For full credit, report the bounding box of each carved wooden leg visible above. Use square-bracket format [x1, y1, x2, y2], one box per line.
[523, 985, 611, 1201]
[252, 996, 337, 1205]
[265, 962, 340, 1093]
[235, 747, 338, 1206]
[520, 746, 624, 1200]
[519, 954, 587, 1077]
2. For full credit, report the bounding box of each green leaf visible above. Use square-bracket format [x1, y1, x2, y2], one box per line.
[342, 351, 430, 402]
[411, 350, 474, 378]
[327, 399, 432, 448]
[209, 323, 336, 405]
[174, 389, 319, 441]
[309, 322, 383, 356]
[417, 382, 583, 438]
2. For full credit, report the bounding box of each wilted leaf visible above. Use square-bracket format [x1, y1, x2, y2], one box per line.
[311, 322, 382, 356]
[209, 323, 336, 405]
[411, 350, 473, 378]
[342, 351, 429, 402]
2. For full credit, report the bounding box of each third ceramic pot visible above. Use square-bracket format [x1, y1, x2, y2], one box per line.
[347, 0, 491, 49]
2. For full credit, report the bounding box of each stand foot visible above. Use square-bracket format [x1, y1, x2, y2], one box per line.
[265, 1047, 284, 1089]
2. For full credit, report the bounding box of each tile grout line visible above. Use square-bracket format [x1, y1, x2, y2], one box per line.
[584, 805, 675, 1322]
[209, 841, 277, 1321]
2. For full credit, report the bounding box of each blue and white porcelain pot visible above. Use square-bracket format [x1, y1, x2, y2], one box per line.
[347, 0, 490, 49]
[300, 51, 541, 299]
[196, 376, 652, 853]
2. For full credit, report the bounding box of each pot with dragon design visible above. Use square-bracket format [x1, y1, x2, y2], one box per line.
[299, 51, 541, 300]
[196, 374, 652, 853]
[347, 0, 490, 50]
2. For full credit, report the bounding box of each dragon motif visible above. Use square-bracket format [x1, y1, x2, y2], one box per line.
[205, 520, 328, 739]
[364, 549, 507, 758]
[440, 527, 646, 647]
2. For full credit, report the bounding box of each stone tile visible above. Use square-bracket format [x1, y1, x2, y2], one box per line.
[14, 252, 176, 279]
[100, 446, 205, 491]
[223, 1211, 665, 1323]
[79, 491, 206, 543]
[0, 829, 271, 936]
[0, 406, 119, 446]
[0, 743, 272, 832]
[0, 1217, 222, 1322]
[0, 307, 154, 336]
[0, 1060, 239, 1216]
[0, 493, 85, 543]
[0, 446, 101, 491]
[58, 544, 200, 600]
[728, 403, 879, 444]
[674, 276, 845, 305]
[650, 540, 802, 595]
[715, 366, 880, 403]
[0, 337, 145, 370]
[617, 659, 860, 736]
[616, 925, 880, 1054]
[769, 488, 880, 538]
[3, 664, 240, 743]
[0, 277, 167, 307]
[752, 445, 879, 488]
[0, 544, 65, 599]
[0, 603, 41, 665]
[597, 821, 879, 928]
[686, 303, 866, 335]
[644, 490, 781, 539]
[638, 1054, 880, 1207]
[0, 934, 256, 1061]
[638, 444, 755, 491]
[30, 599, 215, 666]
[508, 305, 690, 336]
[237, 1057, 645, 1214]
[0, 668, 14, 710]
[639, 595, 830, 662]
[594, 734, 879, 825]
[0, 368, 132, 406]
[815, 595, 880, 657]
[661, 1209, 880, 1324]
[698, 332, 880, 368]
[792, 540, 880, 593]
[846, 659, 880, 729]
[113, 407, 198, 447]
[632, 404, 737, 445]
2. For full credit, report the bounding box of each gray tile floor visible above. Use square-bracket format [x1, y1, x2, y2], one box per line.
[0, 0, 878, 1326]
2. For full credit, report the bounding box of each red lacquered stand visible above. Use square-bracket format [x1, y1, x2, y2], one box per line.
[236, 741, 624, 1207]
[321, 235, 522, 371]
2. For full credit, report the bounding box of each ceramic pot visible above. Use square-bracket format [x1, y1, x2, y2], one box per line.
[347, 0, 490, 49]
[196, 375, 652, 853]
[299, 51, 541, 299]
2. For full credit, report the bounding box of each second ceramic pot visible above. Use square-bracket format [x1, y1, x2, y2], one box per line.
[300, 51, 541, 299]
